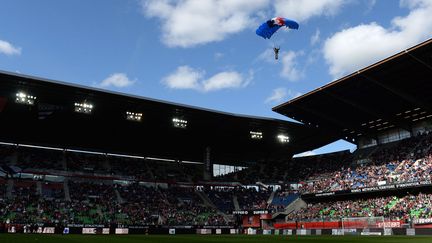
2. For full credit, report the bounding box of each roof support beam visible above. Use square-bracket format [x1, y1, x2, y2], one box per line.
[290, 103, 373, 142]
[322, 89, 412, 132]
[361, 73, 432, 114]
[406, 51, 432, 72]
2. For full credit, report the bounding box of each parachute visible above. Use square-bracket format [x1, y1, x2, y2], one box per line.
[256, 17, 299, 60]
[256, 17, 299, 39]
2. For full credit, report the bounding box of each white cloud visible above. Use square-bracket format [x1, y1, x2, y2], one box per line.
[202, 71, 248, 92]
[162, 65, 203, 90]
[141, 0, 269, 47]
[265, 87, 301, 104]
[265, 88, 287, 103]
[305, 48, 321, 65]
[280, 51, 303, 81]
[310, 29, 320, 46]
[293, 150, 316, 158]
[324, 0, 432, 78]
[0, 39, 21, 56]
[257, 48, 276, 63]
[274, 0, 347, 22]
[400, 0, 429, 9]
[162, 65, 251, 92]
[258, 49, 304, 81]
[99, 73, 136, 88]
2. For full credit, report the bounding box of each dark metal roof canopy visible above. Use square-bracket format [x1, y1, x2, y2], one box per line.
[273, 38, 432, 143]
[0, 71, 336, 165]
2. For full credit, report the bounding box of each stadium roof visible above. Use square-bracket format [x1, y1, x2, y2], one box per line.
[273, 38, 432, 143]
[0, 70, 337, 165]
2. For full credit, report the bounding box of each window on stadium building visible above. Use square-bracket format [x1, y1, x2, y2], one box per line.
[213, 164, 247, 177]
[378, 128, 411, 144]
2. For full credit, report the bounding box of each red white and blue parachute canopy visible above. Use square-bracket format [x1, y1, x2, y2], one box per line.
[256, 17, 299, 39]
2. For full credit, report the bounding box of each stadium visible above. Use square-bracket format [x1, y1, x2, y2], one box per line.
[2, 0, 432, 239]
[1, 34, 432, 243]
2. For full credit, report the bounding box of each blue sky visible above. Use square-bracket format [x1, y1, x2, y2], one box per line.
[1, 0, 432, 156]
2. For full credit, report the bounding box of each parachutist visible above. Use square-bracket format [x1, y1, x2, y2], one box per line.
[256, 17, 299, 61]
[274, 47, 280, 60]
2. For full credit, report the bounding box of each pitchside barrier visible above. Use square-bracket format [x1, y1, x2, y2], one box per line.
[2, 224, 432, 235]
[274, 218, 407, 230]
[0, 224, 240, 235]
[274, 228, 432, 236]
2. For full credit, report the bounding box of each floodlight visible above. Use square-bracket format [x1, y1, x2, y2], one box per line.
[126, 111, 142, 122]
[277, 134, 289, 143]
[15, 92, 36, 105]
[74, 102, 93, 114]
[250, 131, 263, 140]
[172, 117, 187, 128]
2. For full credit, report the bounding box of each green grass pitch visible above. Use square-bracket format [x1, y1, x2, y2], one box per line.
[1, 235, 432, 243]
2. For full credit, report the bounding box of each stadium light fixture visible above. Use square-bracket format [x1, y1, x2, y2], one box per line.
[172, 117, 187, 129]
[126, 111, 142, 122]
[250, 131, 263, 140]
[15, 92, 36, 105]
[277, 134, 289, 143]
[74, 102, 93, 114]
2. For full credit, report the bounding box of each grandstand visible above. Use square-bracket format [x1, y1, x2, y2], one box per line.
[1, 38, 432, 238]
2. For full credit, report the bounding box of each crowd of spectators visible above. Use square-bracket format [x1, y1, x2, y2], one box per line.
[41, 182, 64, 199]
[216, 151, 351, 184]
[0, 179, 231, 226]
[66, 152, 107, 173]
[215, 132, 432, 197]
[205, 187, 235, 213]
[0, 178, 6, 198]
[270, 188, 299, 212]
[299, 133, 432, 194]
[203, 186, 272, 213]
[16, 147, 64, 171]
[287, 192, 432, 222]
[0, 144, 202, 184]
[2, 131, 432, 227]
[236, 187, 270, 210]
